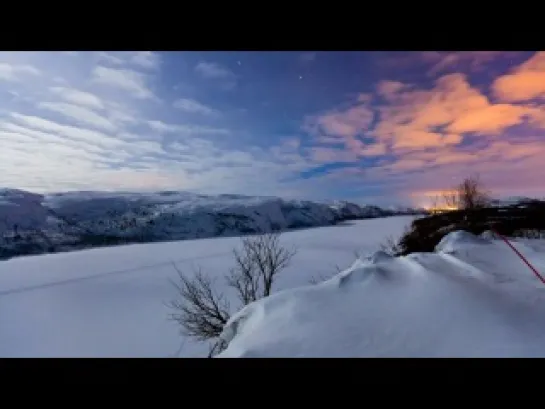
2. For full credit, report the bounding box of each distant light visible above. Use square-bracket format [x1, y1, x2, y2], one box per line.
[299, 75, 303, 80]
[427, 205, 459, 214]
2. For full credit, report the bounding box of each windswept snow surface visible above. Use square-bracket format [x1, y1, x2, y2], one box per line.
[218, 231, 545, 358]
[0, 216, 414, 357]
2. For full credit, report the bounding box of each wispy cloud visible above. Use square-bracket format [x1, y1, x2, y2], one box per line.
[37, 102, 117, 131]
[299, 52, 316, 63]
[0, 62, 41, 82]
[195, 61, 237, 90]
[378, 51, 517, 77]
[95, 52, 126, 65]
[173, 98, 218, 116]
[10, 113, 124, 149]
[131, 52, 161, 70]
[94, 51, 161, 71]
[0, 52, 320, 198]
[49, 86, 104, 110]
[92, 66, 155, 99]
[195, 61, 234, 79]
[146, 120, 230, 135]
[425, 51, 510, 76]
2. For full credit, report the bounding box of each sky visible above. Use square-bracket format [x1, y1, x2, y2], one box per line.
[0, 51, 544, 207]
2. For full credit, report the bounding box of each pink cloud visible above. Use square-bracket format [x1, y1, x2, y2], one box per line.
[377, 51, 516, 76]
[357, 93, 373, 103]
[372, 72, 545, 150]
[427, 51, 511, 76]
[376, 80, 407, 100]
[380, 139, 545, 205]
[492, 52, 545, 102]
[301, 52, 545, 203]
[303, 103, 376, 157]
[361, 142, 387, 156]
[447, 104, 530, 134]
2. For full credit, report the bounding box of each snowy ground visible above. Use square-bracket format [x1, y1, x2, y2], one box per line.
[219, 231, 545, 358]
[0, 216, 414, 357]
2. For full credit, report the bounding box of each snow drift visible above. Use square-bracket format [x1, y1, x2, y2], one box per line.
[218, 231, 545, 357]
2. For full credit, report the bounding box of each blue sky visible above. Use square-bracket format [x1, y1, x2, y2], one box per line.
[1, 51, 544, 206]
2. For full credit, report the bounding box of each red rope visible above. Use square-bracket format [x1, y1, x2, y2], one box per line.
[491, 228, 545, 285]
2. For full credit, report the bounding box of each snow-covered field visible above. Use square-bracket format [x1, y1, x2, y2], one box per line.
[0, 216, 414, 357]
[3, 213, 544, 358]
[219, 231, 545, 358]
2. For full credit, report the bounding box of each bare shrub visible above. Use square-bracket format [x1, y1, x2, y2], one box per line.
[309, 265, 342, 285]
[380, 235, 402, 256]
[168, 265, 231, 342]
[309, 274, 332, 285]
[167, 231, 296, 356]
[227, 232, 296, 305]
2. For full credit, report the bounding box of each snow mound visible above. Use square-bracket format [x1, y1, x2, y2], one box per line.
[218, 231, 545, 357]
[435, 230, 491, 253]
[480, 230, 501, 240]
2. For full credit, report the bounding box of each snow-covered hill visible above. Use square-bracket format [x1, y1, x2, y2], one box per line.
[330, 200, 386, 219]
[218, 230, 545, 357]
[0, 189, 424, 260]
[490, 196, 545, 207]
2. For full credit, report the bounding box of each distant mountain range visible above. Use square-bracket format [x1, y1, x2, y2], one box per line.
[0, 188, 426, 260]
[490, 196, 545, 207]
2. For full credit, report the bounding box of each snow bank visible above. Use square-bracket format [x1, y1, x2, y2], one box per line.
[218, 231, 545, 357]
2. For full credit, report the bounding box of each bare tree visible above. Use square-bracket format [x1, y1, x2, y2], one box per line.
[443, 191, 459, 210]
[443, 175, 491, 211]
[430, 194, 440, 213]
[458, 175, 491, 209]
[168, 231, 296, 356]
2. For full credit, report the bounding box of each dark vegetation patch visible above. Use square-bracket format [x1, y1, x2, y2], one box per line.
[388, 175, 545, 256]
[396, 200, 545, 255]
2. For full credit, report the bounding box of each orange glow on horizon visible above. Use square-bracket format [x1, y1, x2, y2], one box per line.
[411, 189, 459, 210]
[426, 205, 459, 214]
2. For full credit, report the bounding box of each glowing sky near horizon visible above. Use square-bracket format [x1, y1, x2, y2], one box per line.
[0, 51, 543, 206]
